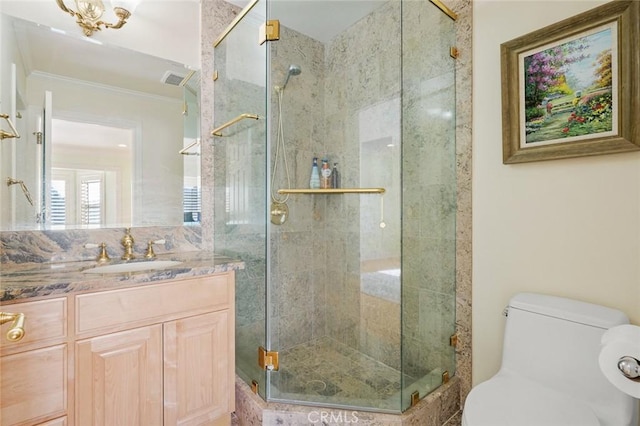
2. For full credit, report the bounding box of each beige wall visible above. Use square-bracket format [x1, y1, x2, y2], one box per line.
[472, 0, 640, 391]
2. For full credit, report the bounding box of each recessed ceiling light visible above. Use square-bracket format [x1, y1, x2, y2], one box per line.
[117, 144, 128, 148]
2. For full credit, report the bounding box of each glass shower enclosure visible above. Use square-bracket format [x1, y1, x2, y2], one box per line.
[213, 0, 456, 413]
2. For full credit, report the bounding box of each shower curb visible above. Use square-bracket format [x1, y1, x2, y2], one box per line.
[234, 374, 461, 426]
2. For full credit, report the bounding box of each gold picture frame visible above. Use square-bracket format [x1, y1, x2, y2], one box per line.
[501, 0, 639, 164]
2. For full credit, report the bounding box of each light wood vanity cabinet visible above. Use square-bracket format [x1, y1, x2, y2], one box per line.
[0, 298, 68, 426]
[0, 272, 235, 426]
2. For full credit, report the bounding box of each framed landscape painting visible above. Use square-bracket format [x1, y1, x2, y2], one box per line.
[501, 0, 639, 164]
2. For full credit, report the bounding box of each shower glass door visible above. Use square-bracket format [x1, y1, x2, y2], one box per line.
[400, 0, 457, 412]
[265, 0, 405, 412]
[212, 0, 269, 398]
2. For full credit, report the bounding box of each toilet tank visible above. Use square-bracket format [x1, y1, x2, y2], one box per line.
[500, 293, 634, 426]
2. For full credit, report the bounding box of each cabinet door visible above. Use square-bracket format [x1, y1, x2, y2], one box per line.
[164, 311, 231, 426]
[76, 325, 163, 426]
[0, 345, 67, 425]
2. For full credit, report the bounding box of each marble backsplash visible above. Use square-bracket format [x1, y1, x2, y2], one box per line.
[0, 225, 202, 265]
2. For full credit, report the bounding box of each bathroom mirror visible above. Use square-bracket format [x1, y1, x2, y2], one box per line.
[0, 13, 201, 231]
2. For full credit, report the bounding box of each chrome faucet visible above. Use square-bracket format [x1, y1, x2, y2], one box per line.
[121, 228, 135, 260]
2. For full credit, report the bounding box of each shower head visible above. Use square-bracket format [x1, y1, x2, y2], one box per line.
[288, 64, 302, 76]
[280, 64, 302, 90]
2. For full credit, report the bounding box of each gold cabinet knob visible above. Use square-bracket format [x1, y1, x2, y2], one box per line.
[0, 312, 26, 342]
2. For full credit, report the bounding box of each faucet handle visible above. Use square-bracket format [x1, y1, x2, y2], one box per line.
[96, 243, 110, 263]
[144, 239, 165, 259]
[85, 242, 110, 263]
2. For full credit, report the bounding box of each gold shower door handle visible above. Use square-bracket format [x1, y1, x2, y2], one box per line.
[0, 312, 26, 342]
[211, 113, 260, 137]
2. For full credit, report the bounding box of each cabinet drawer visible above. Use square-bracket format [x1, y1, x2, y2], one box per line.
[0, 344, 67, 425]
[76, 274, 230, 336]
[0, 298, 67, 355]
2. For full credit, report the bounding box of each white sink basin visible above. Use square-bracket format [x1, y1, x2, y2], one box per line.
[83, 260, 183, 274]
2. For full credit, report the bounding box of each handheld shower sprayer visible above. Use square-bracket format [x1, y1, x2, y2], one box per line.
[277, 64, 302, 91]
[270, 65, 301, 225]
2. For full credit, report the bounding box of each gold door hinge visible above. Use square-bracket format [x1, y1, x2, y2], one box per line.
[442, 370, 450, 384]
[258, 346, 279, 371]
[259, 20, 280, 45]
[212, 70, 218, 81]
[410, 390, 420, 407]
[450, 47, 459, 59]
[450, 332, 458, 347]
[251, 380, 259, 394]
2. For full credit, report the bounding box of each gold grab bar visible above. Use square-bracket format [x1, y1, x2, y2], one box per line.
[278, 188, 386, 195]
[0, 312, 26, 342]
[211, 113, 260, 137]
[179, 139, 200, 155]
[0, 113, 20, 140]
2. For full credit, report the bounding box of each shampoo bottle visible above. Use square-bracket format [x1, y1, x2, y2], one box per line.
[320, 158, 332, 188]
[331, 163, 340, 189]
[310, 157, 320, 189]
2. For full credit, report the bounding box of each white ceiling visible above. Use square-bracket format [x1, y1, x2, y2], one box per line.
[228, 0, 386, 43]
[11, 17, 190, 98]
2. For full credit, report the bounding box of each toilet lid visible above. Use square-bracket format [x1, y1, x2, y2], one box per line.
[462, 374, 601, 426]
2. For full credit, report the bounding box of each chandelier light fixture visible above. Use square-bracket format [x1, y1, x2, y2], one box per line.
[55, 0, 139, 37]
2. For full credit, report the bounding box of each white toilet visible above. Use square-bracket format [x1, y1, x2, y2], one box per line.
[462, 292, 638, 426]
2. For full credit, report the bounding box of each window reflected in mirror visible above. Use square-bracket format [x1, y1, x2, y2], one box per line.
[50, 119, 133, 228]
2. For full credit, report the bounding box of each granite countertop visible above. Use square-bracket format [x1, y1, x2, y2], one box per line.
[0, 251, 244, 302]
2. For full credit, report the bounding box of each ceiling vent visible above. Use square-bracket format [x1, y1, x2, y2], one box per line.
[161, 71, 186, 86]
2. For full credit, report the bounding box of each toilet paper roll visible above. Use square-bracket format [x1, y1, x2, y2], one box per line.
[602, 324, 640, 346]
[599, 326, 640, 399]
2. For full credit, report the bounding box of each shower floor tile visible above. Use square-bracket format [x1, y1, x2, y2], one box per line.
[270, 336, 411, 409]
